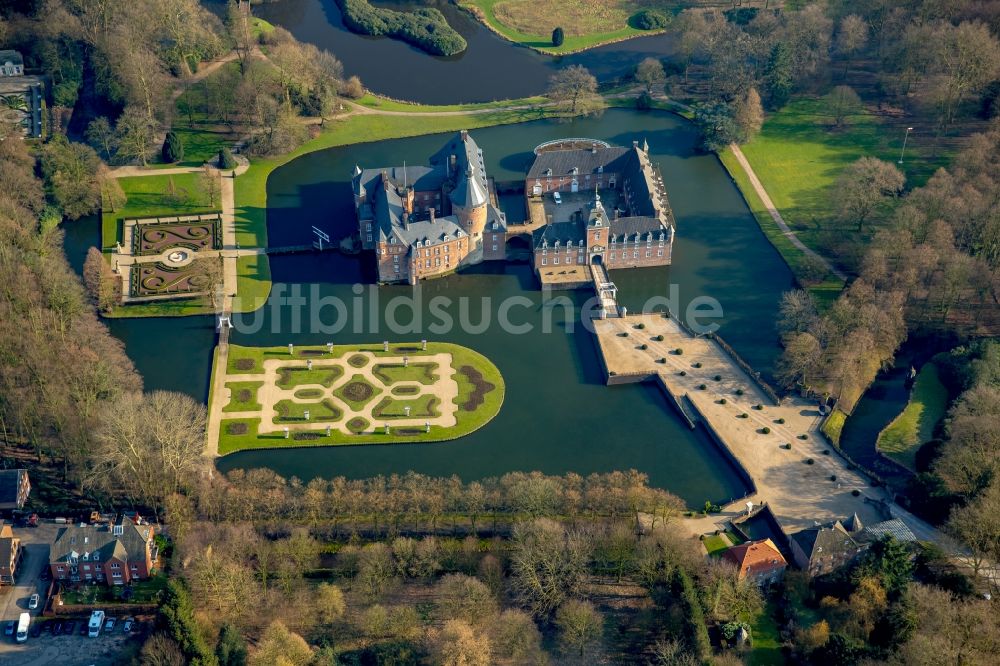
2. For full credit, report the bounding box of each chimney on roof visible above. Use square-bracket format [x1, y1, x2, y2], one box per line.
[460, 129, 468, 141]
[591, 143, 597, 154]
[632, 140, 639, 149]
[429, 207, 435, 222]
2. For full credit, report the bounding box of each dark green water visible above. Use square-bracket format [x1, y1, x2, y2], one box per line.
[64, 109, 795, 505]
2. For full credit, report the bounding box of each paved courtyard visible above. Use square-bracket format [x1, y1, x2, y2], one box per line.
[593, 313, 892, 535]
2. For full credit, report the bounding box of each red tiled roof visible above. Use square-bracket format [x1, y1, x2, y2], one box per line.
[722, 538, 787, 579]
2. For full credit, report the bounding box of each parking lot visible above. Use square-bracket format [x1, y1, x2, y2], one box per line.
[0, 522, 140, 665]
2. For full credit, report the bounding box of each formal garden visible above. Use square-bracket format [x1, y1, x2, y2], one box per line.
[132, 215, 222, 256]
[129, 259, 218, 299]
[212, 342, 504, 454]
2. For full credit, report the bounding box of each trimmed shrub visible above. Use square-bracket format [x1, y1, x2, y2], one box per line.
[632, 9, 670, 30]
[735, 388, 744, 396]
[337, 0, 467, 56]
[655, 334, 664, 341]
[782, 443, 792, 450]
[635, 322, 646, 329]
[852, 489, 861, 497]
[698, 384, 707, 390]
[830, 475, 837, 481]
[797, 434, 808, 440]
[760, 426, 771, 434]
[717, 398, 727, 405]
[656, 357, 667, 364]
[218, 147, 236, 170]
[822, 449, 831, 455]
[639, 344, 648, 350]
[805, 458, 815, 465]
[693, 362, 702, 368]
[753, 404, 763, 410]
[713, 374, 722, 381]
[738, 413, 749, 419]
[552, 27, 564, 47]
[162, 131, 183, 163]
[675, 348, 684, 355]
[679, 370, 687, 376]
[775, 417, 785, 424]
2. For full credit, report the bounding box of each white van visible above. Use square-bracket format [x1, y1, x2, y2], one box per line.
[15, 613, 29, 643]
[88, 610, 105, 638]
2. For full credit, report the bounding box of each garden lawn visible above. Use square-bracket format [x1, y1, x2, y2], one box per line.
[749, 601, 784, 666]
[822, 409, 847, 446]
[736, 98, 950, 254]
[459, 0, 667, 54]
[373, 395, 441, 419]
[223, 381, 264, 412]
[215, 342, 505, 454]
[877, 362, 948, 470]
[355, 93, 547, 113]
[101, 173, 218, 251]
[702, 531, 739, 557]
[373, 362, 439, 386]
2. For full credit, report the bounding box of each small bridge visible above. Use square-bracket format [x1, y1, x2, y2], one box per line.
[590, 262, 620, 318]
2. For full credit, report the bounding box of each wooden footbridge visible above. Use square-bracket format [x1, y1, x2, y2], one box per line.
[590, 262, 621, 318]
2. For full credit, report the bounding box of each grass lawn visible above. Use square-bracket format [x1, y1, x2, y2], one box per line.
[276, 365, 345, 389]
[749, 601, 784, 666]
[459, 0, 667, 54]
[275, 398, 342, 423]
[821, 409, 847, 446]
[877, 362, 948, 470]
[703, 530, 740, 557]
[101, 173, 217, 251]
[355, 93, 547, 113]
[61, 573, 169, 605]
[373, 362, 440, 386]
[736, 98, 950, 254]
[333, 375, 383, 410]
[215, 342, 505, 454]
[373, 395, 441, 419]
[223, 381, 263, 412]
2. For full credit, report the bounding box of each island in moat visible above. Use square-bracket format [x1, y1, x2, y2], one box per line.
[208, 341, 504, 455]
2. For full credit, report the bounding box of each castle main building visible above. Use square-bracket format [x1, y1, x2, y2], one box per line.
[352, 130, 507, 284]
[351, 132, 675, 285]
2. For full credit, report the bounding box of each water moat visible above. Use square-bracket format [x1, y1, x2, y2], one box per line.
[65, 110, 797, 506]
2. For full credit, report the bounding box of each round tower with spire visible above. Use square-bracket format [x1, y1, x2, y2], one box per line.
[450, 163, 488, 236]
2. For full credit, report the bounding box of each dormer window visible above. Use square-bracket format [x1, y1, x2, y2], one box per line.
[545, 168, 552, 176]
[572, 167, 578, 175]
[597, 165, 604, 173]
[113, 524, 124, 536]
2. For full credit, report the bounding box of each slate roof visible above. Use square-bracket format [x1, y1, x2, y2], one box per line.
[394, 215, 466, 247]
[792, 520, 862, 563]
[527, 146, 631, 179]
[0, 469, 27, 508]
[451, 164, 488, 209]
[860, 519, 917, 543]
[50, 517, 154, 565]
[0, 522, 17, 571]
[722, 538, 787, 579]
[533, 220, 586, 248]
[610, 216, 668, 239]
[355, 165, 446, 198]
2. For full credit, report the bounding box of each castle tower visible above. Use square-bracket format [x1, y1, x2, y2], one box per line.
[450, 163, 488, 236]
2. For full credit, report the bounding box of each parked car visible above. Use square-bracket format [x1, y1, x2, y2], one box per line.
[27, 513, 38, 527]
[552, 191, 562, 204]
[53, 621, 63, 636]
[122, 618, 134, 633]
[79, 621, 89, 636]
[64, 620, 76, 635]
[29, 622, 41, 638]
[104, 617, 116, 631]
[28, 594, 39, 610]
[4, 621, 13, 636]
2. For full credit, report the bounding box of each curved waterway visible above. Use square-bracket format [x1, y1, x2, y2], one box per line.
[64, 109, 795, 505]
[226, 0, 677, 104]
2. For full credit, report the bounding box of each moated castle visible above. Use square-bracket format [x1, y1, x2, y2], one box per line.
[351, 131, 675, 285]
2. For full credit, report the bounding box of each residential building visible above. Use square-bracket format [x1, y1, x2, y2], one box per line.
[352, 130, 507, 284]
[0, 522, 22, 585]
[0, 469, 31, 511]
[722, 538, 788, 585]
[0, 50, 43, 138]
[790, 516, 867, 577]
[49, 515, 158, 585]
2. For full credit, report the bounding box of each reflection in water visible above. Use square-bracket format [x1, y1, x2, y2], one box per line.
[63, 110, 794, 504]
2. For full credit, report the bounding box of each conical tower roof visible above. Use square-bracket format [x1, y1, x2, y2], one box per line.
[451, 163, 488, 208]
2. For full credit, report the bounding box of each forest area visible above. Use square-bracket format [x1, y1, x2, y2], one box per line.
[0, 0, 999, 664]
